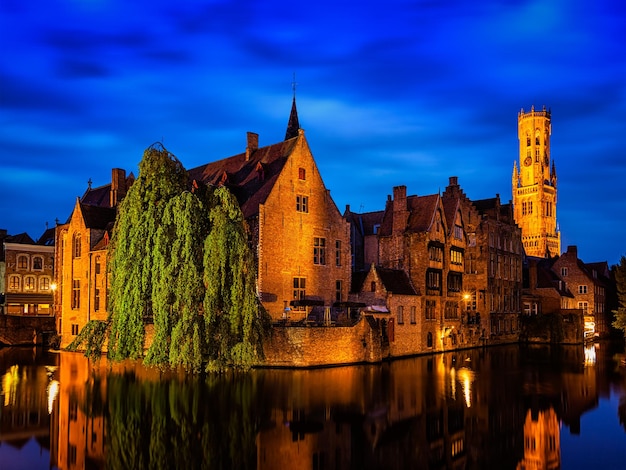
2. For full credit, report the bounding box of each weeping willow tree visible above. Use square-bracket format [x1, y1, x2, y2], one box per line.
[204, 186, 269, 371]
[104, 142, 268, 371]
[107, 143, 188, 360]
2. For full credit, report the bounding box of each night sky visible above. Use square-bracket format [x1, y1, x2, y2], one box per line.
[1, 1, 624, 265]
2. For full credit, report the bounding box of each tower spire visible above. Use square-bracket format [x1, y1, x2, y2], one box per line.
[285, 73, 300, 140]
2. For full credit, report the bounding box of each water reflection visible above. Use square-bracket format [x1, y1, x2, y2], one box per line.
[1, 343, 625, 469]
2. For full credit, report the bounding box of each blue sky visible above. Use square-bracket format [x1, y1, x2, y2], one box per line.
[1, 0, 624, 265]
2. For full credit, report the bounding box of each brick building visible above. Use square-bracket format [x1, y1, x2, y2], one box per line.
[551, 245, 611, 338]
[55, 169, 133, 348]
[188, 98, 351, 321]
[1, 229, 55, 316]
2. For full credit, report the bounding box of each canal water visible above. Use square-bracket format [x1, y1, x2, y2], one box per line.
[1, 342, 625, 470]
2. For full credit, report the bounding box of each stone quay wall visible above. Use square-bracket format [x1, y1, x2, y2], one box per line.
[0, 315, 57, 346]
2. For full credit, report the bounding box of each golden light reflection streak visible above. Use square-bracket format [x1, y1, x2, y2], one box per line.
[1, 365, 20, 407]
[584, 344, 596, 366]
[456, 367, 474, 408]
[47, 380, 60, 414]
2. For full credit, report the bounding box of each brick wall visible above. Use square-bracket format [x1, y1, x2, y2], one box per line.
[0, 315, 56, 346]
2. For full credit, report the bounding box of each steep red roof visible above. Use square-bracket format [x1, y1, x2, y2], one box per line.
[188, 137, 298, 219]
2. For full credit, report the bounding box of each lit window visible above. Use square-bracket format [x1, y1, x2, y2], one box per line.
[39, 277, 50, 291]
[293, 277, 305, 310]
[9, 275, 20, 290]
[24, 276, 35, 291]
[18, 255, 28, 269]
[313, 237, 326, 265]
[296, 195, 309, 213]
[450, 248, 463, 265]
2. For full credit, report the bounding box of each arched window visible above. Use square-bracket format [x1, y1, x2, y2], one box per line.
[9, 275, 20, 290]
[427, 332, 433, 348]
[39, 277, 51, 291]
[24, 276, 36, 291]
[17, 255, 29, 269]
[73, 233, 81, 258]
[33, 256, 43, 270]
[535, 135, 540, 145]
[526, 135, 531, 146]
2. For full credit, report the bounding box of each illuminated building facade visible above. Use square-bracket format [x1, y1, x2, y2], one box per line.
[1, 229, 55, 316]
[512, 105, 560, 258]
[54, 169, 133, 348]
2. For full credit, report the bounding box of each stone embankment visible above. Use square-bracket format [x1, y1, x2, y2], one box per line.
[0, 315, 56, 346]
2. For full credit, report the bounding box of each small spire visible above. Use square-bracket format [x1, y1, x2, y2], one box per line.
[285, 75, 300, 140]
[87, 178, 92, 189]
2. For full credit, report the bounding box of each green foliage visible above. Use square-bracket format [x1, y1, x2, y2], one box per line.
[203, 187, 270, 371]
[612, 255, 626, 339]
[102, 143, 267, 372]
[108, 143, 188, 361]
[66, 320, 109, 359]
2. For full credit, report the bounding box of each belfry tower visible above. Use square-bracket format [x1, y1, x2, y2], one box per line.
[512, 105, 560, 258]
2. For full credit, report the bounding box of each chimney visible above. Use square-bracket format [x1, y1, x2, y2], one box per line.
[110, 168, 127, 207]
[566, 246, 578, 258]
[392, 185, 408, 235]
[246, 132, 259, 161]
[449, 176, 458, 186]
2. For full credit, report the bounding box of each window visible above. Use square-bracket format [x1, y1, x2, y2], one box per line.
[370, 281, 376, 292]
[39, 277, 50, 291]
[454, 225, 463, 240]
[24, 276, 35, 291]
[373, 224, 380, 234]
[426, 269, 442, 295]
[425, 300, 436, 320]
[450, 248, 463, 265]
[428, 243, 443, 262]
[73, 233, 81, 258]
[298, 167, 306, 180]
[526, 136, 531, 146]
[18, 255, 28, 269]
[335, 240, 342, 266]
[335, 280, 342, 302]
[410, 306, 416, 324]
[72, 280, 80, 309]
[313, 237, 326, 265]
[397, 306, 404, 324]
[535, 136, 540, 146]
[444, 301, 458, 319]
[447, 272, 462, 293]
[71, 324, 79, 335]
[293, 277, 306, 310]
[95, 256, 101, 275]
[578, 285, 588, 294]
[296, 195, 309, 213]
[561, 267, 568, 277]
[9, 276, 20, 290]
[95, 288, 101, 311]
[427, 332, 433, 348]
[32, 256, 43, 270]
[578, 301, 588, 313]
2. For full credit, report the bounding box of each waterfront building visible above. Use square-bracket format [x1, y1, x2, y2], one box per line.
[54, 169, 133, 348]
[1, 228, 55, 316]
[512, 105, 560, 258]
[551, 245, 611, 339]
[188, 98, 351, 321]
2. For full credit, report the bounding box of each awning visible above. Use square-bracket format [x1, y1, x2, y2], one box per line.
[290, 299, 325, 307]
[5, 293, 53, 304]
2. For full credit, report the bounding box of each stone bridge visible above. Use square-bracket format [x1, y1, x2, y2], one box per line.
[0, 315, 57, 346]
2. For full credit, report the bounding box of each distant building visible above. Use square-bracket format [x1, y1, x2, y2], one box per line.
[512, 105, 560, 258]
[1, 228, 55, 316]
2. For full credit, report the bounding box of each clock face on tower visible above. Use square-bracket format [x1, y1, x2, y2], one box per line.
[524, 156, 532, 167]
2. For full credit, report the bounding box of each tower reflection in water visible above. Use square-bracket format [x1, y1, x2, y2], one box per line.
[1, 343, 620, 470]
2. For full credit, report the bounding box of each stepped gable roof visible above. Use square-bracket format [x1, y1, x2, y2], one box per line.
[188, 137, 299, 219]
[6, 232, 36, 244]
[376, 267, 418, 295]
[79, 203, 117, 231]
[36, 227, 55, 246]
[345, 209, 384, 237]
[81, 184, 113, 208]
